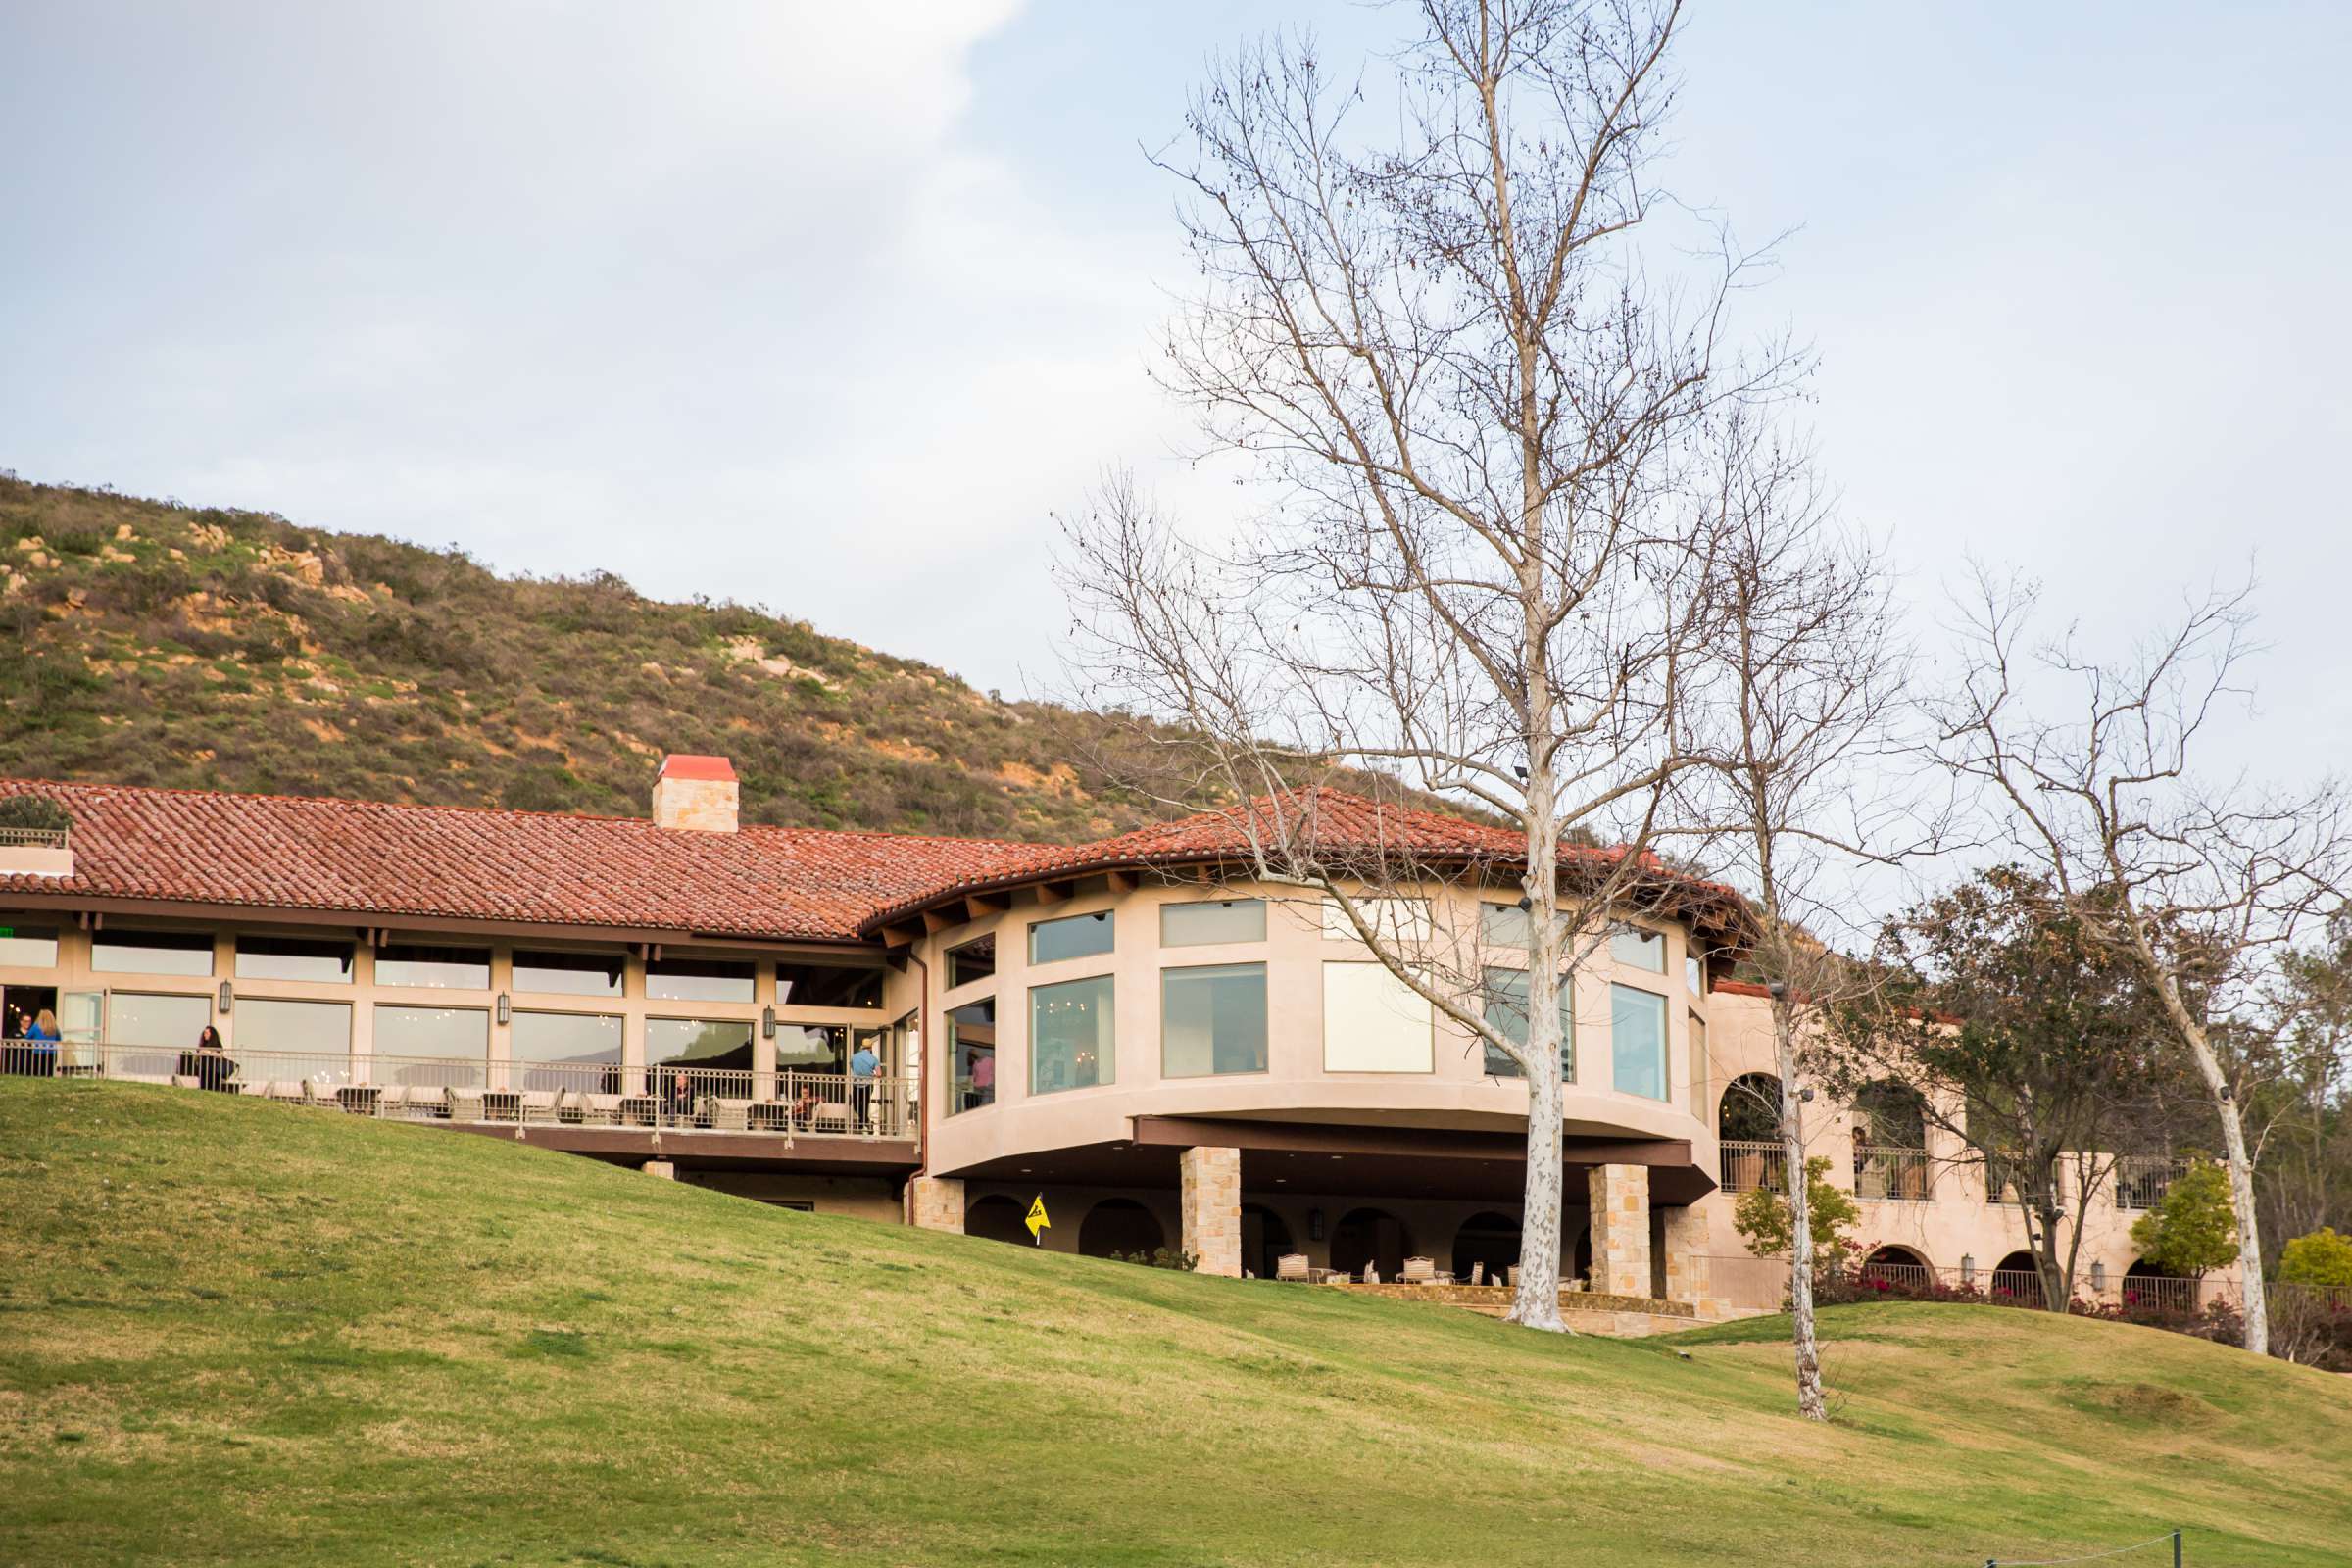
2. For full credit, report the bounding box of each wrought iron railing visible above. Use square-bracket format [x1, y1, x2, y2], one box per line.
[1854, 1146, 1933, 1201]
[2111, 1155, 2186, 1211]
[1, 1039, 915, 1139]
[0, 824, 71, 850]
[1718, 1139, 1788, 1194]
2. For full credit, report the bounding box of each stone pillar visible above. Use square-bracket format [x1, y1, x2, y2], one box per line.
[1661, 1202, 1712, 1309]
[642, 1160, 676, 1180]
[906, 1175, 965, 1234]
[1587, 1163, 1652, 1298]
[1179, 1146, 1243, 1277]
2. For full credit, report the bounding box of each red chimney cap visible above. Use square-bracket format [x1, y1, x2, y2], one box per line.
[657, 754, 736, 783]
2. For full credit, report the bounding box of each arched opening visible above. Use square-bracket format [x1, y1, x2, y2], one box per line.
[1078, 1199, 1166, 1260]
[1451, 1211, 1521, 1283]
[1988, 1249, 2046, 1306]
[1240, 1203, 1295, 1281]
[965, 1194, 1031, 1246]
[1329, 1207, 1411, 1280]
[1859, 1244, 1931, 1296]
[1718, 1073, 1783, 1142]
[1852, 1081, 1931, 1199]
[2121, 1256, 2195, 1313]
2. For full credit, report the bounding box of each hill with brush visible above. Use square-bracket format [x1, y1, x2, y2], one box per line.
[3, 1076, 2349, 1566]
[0, 472, 1195, 842]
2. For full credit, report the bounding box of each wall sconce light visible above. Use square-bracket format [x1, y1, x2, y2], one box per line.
[761, 1006, 777, 1040]
[1960, 1253, 1975, 1285]
[1307, 1208, 1325, 1243]
[218, 982, 233, 1014]
[2089, 1261, 2106, 1292]
[495, 993, 511, 1025]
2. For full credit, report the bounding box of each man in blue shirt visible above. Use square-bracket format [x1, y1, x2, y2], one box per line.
[848, 1039, 879, 1133]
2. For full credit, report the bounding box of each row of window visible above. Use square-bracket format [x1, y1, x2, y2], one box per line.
[0, 926, 884, 1007]
[99, 990, 892, 1074]
[944, 900, 1695, 987]
[938, 961, 1676, 1113]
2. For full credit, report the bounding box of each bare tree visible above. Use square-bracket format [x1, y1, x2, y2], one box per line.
[1936, 575, 2352, 1355]
[1681, 410, 1911, 1418]
[1058, 0, 1790, 1330]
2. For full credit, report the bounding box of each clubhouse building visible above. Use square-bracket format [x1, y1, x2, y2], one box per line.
[0, 758, 2210, 1320]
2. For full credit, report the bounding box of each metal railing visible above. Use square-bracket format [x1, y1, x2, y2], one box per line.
[3, 1039, 916, 1140]
[2112, 1155, 2186, 1211]
[1718, 1139, 1788, 1194]
[0, 824, 71, 850]
[1854, 1146, 1933, 1201]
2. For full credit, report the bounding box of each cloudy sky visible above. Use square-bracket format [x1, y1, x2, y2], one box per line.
[4, 2, 2348, 777]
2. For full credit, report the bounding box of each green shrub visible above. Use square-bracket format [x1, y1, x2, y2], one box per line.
[2279, 1227, 2352, 1289]
[2129, 1158, 2238, 1276]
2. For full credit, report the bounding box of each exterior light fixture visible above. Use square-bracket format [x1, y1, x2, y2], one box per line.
[1766, 979, 1788, 1001]
[218, 982, 233, 1014]
[1961, 1253, 1975, 1285]
[495, 992, 511, 1025]
[2090, 1261, 2107, 1292]
[761, 1005, 776, 1040]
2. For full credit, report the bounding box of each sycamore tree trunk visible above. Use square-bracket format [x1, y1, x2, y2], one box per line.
[1773, 999, 1826, 1420]
[1509, 1047, 1569, 1330]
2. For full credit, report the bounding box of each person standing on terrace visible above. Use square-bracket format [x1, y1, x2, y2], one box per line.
[848, 1037, 878, 1131]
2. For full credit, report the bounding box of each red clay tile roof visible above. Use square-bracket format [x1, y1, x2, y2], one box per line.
[856, 786, 1756, 952]
[657, 754, 736, 783]
[0, 777, 1052, 944]
[0, 777, 1753, 952]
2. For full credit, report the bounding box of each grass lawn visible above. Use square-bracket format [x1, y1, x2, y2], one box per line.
[2, 1079, 2347, 1567]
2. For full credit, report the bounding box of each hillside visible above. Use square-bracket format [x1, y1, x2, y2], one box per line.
[3, 1080, 2348, 1567]
[0, 472, 1183, 842]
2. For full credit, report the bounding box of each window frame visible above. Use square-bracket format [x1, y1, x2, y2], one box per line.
[1028, 972, 1115, 1096]
[1027, 909, 1115, 967]
[1160, 960, 1269, 1079]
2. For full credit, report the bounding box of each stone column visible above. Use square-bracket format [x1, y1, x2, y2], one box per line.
[1587, 1163, 1652, 1298]
[1661, 1201, 1712, 1309]
[1180, 1146, 1243, 1277]
[642, 1160, 676, 1180]
[906, 1175, 965, 1234]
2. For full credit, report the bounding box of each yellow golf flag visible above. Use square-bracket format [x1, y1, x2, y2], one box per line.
[1025, 1195, 1051, 1242]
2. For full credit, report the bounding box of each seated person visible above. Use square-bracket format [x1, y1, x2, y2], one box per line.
[788, 1084, 822, 1129]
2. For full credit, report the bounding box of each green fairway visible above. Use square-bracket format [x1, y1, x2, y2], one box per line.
[2, 1080, 2346, 1566]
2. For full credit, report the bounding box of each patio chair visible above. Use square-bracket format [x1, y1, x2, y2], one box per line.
[1468, 1263, 1485, 1286]
[444, 1086, 486, 1123]
[709, 1098, 753, 1132]
[262, 1079, 308, 1103]
[1276, 1253, 1310, 1282]
[1401, 1256, 1436, 1284]
[517, 1090, 561, 1124]
[809, 1101, 852, 1133]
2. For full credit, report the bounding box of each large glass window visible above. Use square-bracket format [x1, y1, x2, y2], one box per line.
[1322, 962, 1433, 1073]
[776, 1022, 847, 1073]
[775, 960, 884, 1008]
[1161, 963, 1266, 1077]
[374, 943, 490, 990]
[375, 1004, 489, 1060]
[234, 934, 354, 983]
[1610, 983, 1669, 1102]
[1478, 904, 1569, 950]
[1160, 900, 1265, 948]
[92, 929, 214, 977]
[510, 1011, 622, 1066]
[645, 957, 756, 1004]
[1610, 925, 1667, 973]
[1481, 967, 1574, 1080]
[512, 950, 625, 998]
[108, 991, 213, 1048]
[237, 999, 352, 1072]
[646, 1017, 757, 1072]
[1029, 911, 1113, 966]
[1686, 953, 1707, 995]
[947, 935, 996, 989]
[1031, 975, 1113, 1094]
[0, 924, 61, 967]
[1322, 899, 1432, 945]
[510, 1011, 622, 1091]
[946, 997, 996, 1113]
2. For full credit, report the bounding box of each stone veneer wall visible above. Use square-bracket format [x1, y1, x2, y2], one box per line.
[1179, 1146, 1243, 1277]
[1587, 1163, 1652, 1298]
[906, 1175, 965, 1233]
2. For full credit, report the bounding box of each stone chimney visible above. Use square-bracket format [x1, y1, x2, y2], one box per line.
[651, 754, 739, 833]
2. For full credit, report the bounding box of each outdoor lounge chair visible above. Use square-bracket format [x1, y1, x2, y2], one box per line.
[1276, 1253, 1310, 1282]
[517, 1090, 560, 1123]
[444, 1086, 486, 1122]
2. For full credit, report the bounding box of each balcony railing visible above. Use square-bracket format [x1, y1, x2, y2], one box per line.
[1718, 1140, 1788, 1194]
[2112, 1155, 2186, 1211]
[1854, 1146, 1933, 1201]
[1, 1039, 915, 1141]
[0, 824, 71, 850]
